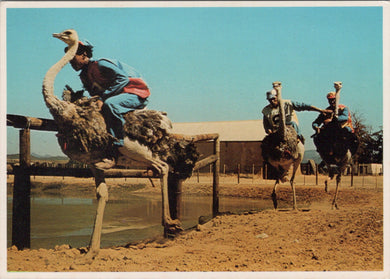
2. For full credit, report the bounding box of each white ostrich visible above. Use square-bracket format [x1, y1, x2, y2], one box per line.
[261, 82, 304, 210]
[43, 29, 198, 260]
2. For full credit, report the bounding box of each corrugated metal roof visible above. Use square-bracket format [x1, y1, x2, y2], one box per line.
[172, 119, 266, 141]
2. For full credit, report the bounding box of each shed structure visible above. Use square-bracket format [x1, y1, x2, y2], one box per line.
[172, 120, 267, 174]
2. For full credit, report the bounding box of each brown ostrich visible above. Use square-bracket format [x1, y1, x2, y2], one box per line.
[261, 82, 304, 210]
[312, 82, 358, 209]
[43, 29, 198, 260]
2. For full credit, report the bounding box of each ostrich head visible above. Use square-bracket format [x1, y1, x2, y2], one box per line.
[52, 29, 79, 47]
[42, 29, 80, 121]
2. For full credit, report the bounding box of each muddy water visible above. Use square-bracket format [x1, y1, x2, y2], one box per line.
[7, 194, 272, 249]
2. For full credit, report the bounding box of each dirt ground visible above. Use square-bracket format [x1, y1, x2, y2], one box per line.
[6, 174, 385, 274]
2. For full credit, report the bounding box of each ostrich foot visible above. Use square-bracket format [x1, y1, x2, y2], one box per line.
[94, 158, 116, 169]
[74, 249, 99, 265]
[164, 218, 184, 237]
[324, 181, 328, 192]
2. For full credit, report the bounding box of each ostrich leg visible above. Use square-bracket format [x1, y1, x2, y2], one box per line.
[290, 181, 297, 210]
[289, 154, 302, 210]
[271, 180, 279, 210]
[325, 179, 328, 193]
[88, 167, 108, 258]
[158, 162, 182, 236]
[331, 174, 341, 210]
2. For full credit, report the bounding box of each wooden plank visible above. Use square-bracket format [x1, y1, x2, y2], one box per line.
[9, 166, 160, 178]
[7, 114, 58, 131]
[171, 133, 219, 142]
[193, 155, 218, 171]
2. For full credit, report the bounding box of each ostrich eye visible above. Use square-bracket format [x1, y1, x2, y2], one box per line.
[64, 31, 72, 35]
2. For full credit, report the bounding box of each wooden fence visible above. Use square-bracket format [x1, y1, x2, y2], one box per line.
[7, 114, 220, 249]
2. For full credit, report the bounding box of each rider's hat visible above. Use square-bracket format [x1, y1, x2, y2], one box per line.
[266, 89, 277, 100]
[326, 92, 336, 99]
[64, 40, 94, 58]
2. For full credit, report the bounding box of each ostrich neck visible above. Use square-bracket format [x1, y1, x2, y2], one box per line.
[277, 90, 286, 140]
[334, 91, 340, 116]
[42, 43, 78, 119]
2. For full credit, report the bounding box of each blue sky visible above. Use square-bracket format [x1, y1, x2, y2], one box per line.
[2, 3, 384, 156]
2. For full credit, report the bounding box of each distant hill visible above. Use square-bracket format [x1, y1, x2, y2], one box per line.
[7, 154, 69, 162]
[303, 149, 322, 164]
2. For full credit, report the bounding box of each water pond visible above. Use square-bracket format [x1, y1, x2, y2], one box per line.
[7, 194, 273, 249]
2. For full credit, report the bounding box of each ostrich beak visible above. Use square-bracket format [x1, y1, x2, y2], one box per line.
[52, 33, 61, 39]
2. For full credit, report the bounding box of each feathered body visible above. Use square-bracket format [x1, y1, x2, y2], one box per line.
[122, 109, 199, 179]
[56, 94, 199, 179]
[314, 121, 355, 164]
[261, 126, 301, 178]
[55, 97, 115, 163]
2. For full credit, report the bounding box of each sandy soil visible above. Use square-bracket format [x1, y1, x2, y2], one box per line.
[6, 174, 384, 274]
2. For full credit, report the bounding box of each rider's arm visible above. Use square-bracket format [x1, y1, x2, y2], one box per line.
[262, 108, 272, 134]
[97, 60, 130, 100]
[312, 114, 324, 130]
[291, 101, 321, 112]
[336, 106, 349, 122]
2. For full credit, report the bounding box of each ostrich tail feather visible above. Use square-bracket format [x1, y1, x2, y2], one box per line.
[166, 138, 200, 180]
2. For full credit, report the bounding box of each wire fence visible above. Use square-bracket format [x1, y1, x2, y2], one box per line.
[188, 164, 383, 190]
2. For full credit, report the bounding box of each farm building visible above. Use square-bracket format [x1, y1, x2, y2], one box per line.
[172, 120, 268, 175]
[353, 163, 383, 175]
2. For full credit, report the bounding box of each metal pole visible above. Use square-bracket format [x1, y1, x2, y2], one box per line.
[12, 128, 31, 249]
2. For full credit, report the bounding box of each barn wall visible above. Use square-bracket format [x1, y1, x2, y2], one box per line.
[194, 141, 264, 174]
[194, 140, 301, 179]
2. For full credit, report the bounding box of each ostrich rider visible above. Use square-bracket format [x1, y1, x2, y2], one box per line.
[261, 84, 325, 145]
[65, 40, 150, 169]
[312, 88, 358, 155]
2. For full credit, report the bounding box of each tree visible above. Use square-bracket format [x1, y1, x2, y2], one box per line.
[351, 112, 382, 164]
[371, 129, 383, 163]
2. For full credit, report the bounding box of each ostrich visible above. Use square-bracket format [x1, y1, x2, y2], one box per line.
[261, 82, 304, 210]
[43, 29, 198, 259]
[312, 82, 358, 209]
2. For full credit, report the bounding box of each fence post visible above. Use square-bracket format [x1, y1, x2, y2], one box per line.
[252, 164, 255, 183]
[12, 128, 31, 249]
[237, 164, 240, 184]
[168, 175, 183, 221]
[212, 137, 220, 217]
